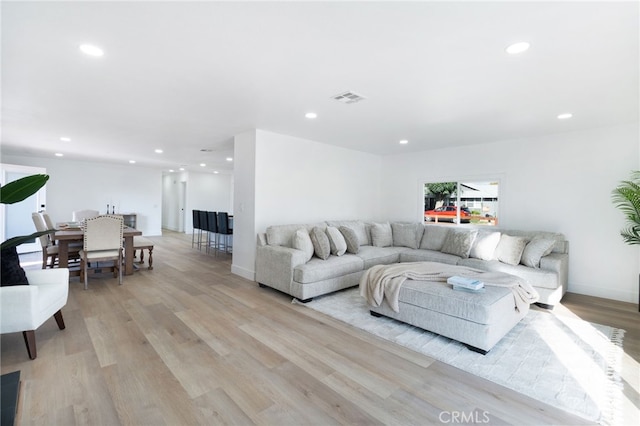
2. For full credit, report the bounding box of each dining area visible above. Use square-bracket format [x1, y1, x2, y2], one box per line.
[31, 210, 150, 287]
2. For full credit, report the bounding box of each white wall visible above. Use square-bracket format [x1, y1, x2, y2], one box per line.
[2, 155, 163, 236]
[232, 129, 382, 280]
[379, 123, 640, 302]
[181, 171, 233, 233]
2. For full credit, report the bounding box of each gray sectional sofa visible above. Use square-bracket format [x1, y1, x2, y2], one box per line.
[255, 220, 569, 309]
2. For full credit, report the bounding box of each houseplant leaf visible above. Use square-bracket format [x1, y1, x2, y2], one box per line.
[0, 174, 49, 204]
[0, 230, 55, 251]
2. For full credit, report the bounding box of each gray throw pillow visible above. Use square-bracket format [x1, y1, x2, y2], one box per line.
[440, 229, 478, 258]
[370, 222, 393, 247]
[520, 238, 556, 268]
[469, 231, 501, 261]
[309, 226, 331, 260]
[291, 228, 314, 262]
[494, 234, 528, 265]
[420, 226, 450, 251]
[391, 223, 423, 249]
[339, 226, 360, 254]
[326, 226, 347, 256]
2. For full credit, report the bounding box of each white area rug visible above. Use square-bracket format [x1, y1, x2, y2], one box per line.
[298, 288, 625, 425]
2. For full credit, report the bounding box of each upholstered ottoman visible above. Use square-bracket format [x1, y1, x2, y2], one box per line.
[369, 278, 529, 354]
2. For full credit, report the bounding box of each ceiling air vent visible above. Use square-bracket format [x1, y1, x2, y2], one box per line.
[331, 91, 366, 104]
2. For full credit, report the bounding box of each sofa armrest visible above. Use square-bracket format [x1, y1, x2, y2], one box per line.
[255, 245, 308, 294]
[539, 252, 569, 293]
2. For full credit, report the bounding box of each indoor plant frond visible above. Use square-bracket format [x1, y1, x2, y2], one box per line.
[0, 174, 52, 250]
[612, 170, 640, 245]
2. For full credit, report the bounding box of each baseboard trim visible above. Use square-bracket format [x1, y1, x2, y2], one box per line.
[231, 264, 255, 282]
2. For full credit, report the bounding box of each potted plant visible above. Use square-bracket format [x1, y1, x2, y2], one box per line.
[612, 170, 640, 245]
[1, 174, 51, 285]
[611, 170, 640, 311]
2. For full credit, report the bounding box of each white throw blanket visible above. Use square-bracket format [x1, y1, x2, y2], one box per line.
[359, 261, 539, 313]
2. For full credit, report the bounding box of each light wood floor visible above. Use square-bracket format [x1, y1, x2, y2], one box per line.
[2, 231, 638, 425]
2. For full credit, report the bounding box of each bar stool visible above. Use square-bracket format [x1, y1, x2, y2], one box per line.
[217, 212, 233, 254]
[198, 210, 209, 251]
[191, 210, 201, 248]
[206, 211, 218, 255]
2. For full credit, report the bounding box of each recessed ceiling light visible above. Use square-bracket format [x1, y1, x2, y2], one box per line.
[179, 167, 185, 171]
[55, 153, 64, 157]
[557, 113, 573, 120]
[60, 137, 71, 142]
[129, 160, 136, 164]
[505, 42, 530, 55]
[305, 112, 317, 119]
[399, 139, 409, 145]
[214, 171, 219, 174]
[79, 44, 104, 57]
[200, 163, 206, 167]
[169, 169, 174, 172]
[226, 157, 233, 162]
[155, 149, 163, 154]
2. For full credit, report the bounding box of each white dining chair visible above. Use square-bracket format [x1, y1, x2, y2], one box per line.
[79, 215, 124, 289]
[32, 213, 80, 269]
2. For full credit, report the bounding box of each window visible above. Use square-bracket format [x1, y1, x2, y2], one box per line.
[424, 180, 499, 226]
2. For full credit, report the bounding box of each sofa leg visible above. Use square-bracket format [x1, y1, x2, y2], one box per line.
[370, 310, 384, 318]
[535, 302, 554, 310]
[258, 283, 267, 288]
[297, 298, 313, 303]
[465, 344, 488, 355]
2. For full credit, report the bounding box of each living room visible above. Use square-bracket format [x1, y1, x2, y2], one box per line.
[1, 1, 638, 424]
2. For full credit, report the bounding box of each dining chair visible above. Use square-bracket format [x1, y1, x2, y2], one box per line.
[32, 213, 80, 269]
[72, 209, 99, 222]
[79, 215, 124, 290]
[216, 212, 233, 254]
[0, 268, 69, 359]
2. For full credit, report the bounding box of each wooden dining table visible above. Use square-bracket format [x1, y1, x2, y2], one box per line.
[53, 226, 142, 276]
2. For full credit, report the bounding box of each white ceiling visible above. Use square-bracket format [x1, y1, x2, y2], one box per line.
[2, 1, 638, 174]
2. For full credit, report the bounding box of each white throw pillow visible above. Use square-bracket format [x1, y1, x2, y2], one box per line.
[326, 226, 347, 256]
[440, 229, 478, 258]
[469, 231, 501, 261]
[370, 222, 393, 247]
[521, 238, 556, 268]
[494, 234, 528, 266]
[291, 228, 314, 262]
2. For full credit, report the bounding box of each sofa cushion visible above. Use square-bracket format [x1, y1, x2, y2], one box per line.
[267, 222, 326, 248]
[441, 229, 478, 258]
[457, 258, 560, 290]
[494, 234, 528, 265]
[520, 238, 555, 268]
[292, 229, 314, 262]
[310, 227, 331, 260]
[326, 226, 347, 256]
[326, 220, 370, 246]
[420, 225, 450, 251]
[339, 226, 360, 254]
[400, 249, 461, 265]
[294, 255, 364, 284]
[356, 246, 409, 269]
[371, 222, 393, 247]
[469, 231, 501, 261]
[391, 222, 423, 249]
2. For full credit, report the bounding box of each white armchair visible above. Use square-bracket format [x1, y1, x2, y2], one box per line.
[0, 268, 69, 359]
